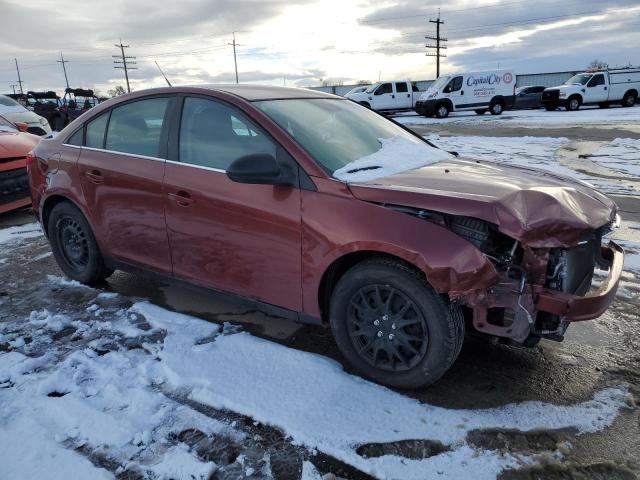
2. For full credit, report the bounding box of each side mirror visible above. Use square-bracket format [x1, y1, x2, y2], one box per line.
[14, 121, 28, 132]
[226, 153, 295, 186]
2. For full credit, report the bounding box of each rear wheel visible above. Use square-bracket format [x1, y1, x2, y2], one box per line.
[474, 109, 487, 115]
[48, 202, 113, 285]
[435, 103, 450, 118]
[489, 102, 504, 115]
[621, 91, 637, 107]
[329, 258, 464, 389]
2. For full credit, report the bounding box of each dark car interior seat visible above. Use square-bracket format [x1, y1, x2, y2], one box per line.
[107, 114, 161, 158]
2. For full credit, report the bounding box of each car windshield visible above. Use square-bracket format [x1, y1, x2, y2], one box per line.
[430, 76, 451, 90]
[365, 83, 380, 93]
[565, 74, 592, 85]
[0, 95, 26, 109]
[255, 98, 450, 182]
[0, 115, 18, 132]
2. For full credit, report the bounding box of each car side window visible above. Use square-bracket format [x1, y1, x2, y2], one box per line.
[451, 76, 463, 92]
[395, 82, 408, 93]
[588, 74, 605, 87]
[85, 112, 109, 149]
[412, 83, 419, 92]
[179, 97, 276, 171]
[65, 128, 83, 146]
[105, 97, 169, 157]
[375, 83, 392, 95]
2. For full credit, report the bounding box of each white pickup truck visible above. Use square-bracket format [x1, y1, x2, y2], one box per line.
[541, 67, 640, 111]
[345, 81, 422, 111]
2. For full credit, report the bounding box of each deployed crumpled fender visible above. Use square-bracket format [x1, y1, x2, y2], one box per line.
[300, 178, 499, 318]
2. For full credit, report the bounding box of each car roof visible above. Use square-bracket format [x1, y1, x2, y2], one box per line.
[191, 84, 338, 101]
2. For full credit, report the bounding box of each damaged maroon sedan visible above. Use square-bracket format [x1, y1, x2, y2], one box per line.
[28, 86, 623, 388]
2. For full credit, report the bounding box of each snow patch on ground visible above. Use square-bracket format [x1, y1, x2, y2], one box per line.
[393, 105, 640, 126]
[589, 138, 640, 177]
[0, 222, 42, 245]
[0, 283, 631, 480]
[424, 135, 632, 195]
[333, 136, 450, 182]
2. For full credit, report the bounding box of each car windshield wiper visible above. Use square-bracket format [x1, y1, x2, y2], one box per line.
[346, 165, 382, 174]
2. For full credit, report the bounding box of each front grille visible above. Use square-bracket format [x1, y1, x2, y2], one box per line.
[26, 126, 47, 136]
[0, 167, 30, 205]
[542, 89, 560, 101]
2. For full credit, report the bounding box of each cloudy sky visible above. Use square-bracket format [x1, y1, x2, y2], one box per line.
[1, 0, 639, 95]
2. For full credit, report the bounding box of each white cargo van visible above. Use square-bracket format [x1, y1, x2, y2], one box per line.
[415, 69, 516, 118]
[541, 67, 640, 111]
[345, 81, 423, 111]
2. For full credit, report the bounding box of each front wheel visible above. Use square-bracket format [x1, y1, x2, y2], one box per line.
[435, 104, 450, 118]
[48, 202, 114, 285]
[329, 258, 464, 389]
[566, 97, 581, 111]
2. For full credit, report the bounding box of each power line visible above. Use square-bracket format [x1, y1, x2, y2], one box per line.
[113, 40, 137, 93]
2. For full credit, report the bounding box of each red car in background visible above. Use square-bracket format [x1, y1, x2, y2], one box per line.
[0, 115, 40, 214]
[27, 86, 623, 388]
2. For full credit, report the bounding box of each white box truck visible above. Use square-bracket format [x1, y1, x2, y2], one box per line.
[541, 67, 640, 111]
[345, 81, 423, 111]
[415, 69, 516, 118]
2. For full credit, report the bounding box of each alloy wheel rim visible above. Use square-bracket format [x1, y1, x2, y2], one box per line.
[438, 106, 448, 117]
[58, 217, 89, 272]
[346, 285, 429, 372]
[570, 99, 579, 110]
[493, 104, 502, 114]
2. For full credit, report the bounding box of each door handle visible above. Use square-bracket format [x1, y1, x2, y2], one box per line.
[604, 86, 607, 90]
[407, 94, 410, 97]
[84, 170, 104, 184]
[391, 94, 395, 98]
[168, 191, 194, 207]
[460, 90, 464, 95]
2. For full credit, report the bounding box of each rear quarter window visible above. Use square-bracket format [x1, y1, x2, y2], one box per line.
[65, 128, 83, 146]
[86, 112, 109, 148]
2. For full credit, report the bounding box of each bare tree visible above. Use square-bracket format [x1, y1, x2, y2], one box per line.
[356, 80, 371, 85]
[107, 85, 127, 97]
[587, 59, 608, 71]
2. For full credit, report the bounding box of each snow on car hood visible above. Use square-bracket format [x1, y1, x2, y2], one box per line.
[349, 157, 617, 247]
[0, 109, 43, 124]
[333, 136, 451, 183]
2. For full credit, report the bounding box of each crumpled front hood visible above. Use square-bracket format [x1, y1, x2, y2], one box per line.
[0, 131, 41, 157]
[348, 158, 617, 247]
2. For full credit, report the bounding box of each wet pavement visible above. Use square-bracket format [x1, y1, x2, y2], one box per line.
[1, 121, 640, 479]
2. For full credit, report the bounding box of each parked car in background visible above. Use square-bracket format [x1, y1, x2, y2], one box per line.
[344, 86, 369, 96]
[29, 85, 623, 389]
[345, 80, 422, 111]
[514, 85, 545, 109]
[59, 88, 101, 128]
[0, 115, 40, 214]
[0, 95, 53, 137]
[541, 67, 640, 111]
[415, 69, 516, 118]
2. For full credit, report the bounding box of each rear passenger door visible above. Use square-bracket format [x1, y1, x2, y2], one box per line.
[394, 82, 412, 109]
[77, 96, 173, 273]
[163, 96, 303, 311]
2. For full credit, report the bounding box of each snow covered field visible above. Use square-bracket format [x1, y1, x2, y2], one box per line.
[424, 135, 639, 196]
[393, 105, 640, 127]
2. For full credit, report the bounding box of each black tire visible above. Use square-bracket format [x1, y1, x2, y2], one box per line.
[489, 102, 504, 115]
[544, 104, 557, 111]
[435, 103, 450, 118]
[48, 202, 113, 285]
[474, 109, 487, 115]
[329, 258, 464, 389]
[566, 96, 581, 111]
[621, 91, 637, 108]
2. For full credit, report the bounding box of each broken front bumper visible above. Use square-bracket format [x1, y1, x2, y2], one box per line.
[536, 241, 624, 321]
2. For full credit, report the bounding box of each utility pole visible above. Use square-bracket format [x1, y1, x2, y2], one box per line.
[57, 52, 70, 89]
[10, 85, 17, 94]
[113, 40, 137, 93]
[14, 58, 24, 95]
[228, 32, 242, 84]
[425, 12, 447, 78]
